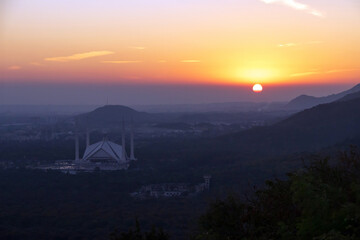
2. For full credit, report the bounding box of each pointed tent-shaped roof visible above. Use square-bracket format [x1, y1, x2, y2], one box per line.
[82, 138, 127, 163]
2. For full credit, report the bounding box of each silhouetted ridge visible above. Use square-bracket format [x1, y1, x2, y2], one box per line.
[336, 90, 360, 102]
[78, 105, 150, 126]
[89, 105, 140, 116]
[286, 83, 360, 110]
[210, 96, 360, 161]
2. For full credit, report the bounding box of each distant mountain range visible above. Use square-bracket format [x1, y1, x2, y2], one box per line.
[132, 101, 286, 113]
[132, 84, 360, 113]
[77, 104, 293, 128]
[75, 86, 360, 168]
[199, 87, 360, 163]
[336, 90, 360, 102]
[286, 83, 360, 110]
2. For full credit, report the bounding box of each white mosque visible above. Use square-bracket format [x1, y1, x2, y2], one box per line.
[74, 122, 136, 170]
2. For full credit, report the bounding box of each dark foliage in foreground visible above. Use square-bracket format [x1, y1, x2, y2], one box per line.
[110, 220, 169, 240]
[0, 168, 206, 240]
[193, 148, 360, 240]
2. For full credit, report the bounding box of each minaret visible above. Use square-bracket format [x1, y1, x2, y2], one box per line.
[75, 132, 79, 162]
[130, 118, 136, 160]
[86, 129, 90, 147]
[121, 118, 126, 161]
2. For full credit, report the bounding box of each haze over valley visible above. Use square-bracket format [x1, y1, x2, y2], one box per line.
[1, 0, 360, 239]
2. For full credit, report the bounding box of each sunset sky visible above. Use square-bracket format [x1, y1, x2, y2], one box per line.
[0, 0, 359, 104]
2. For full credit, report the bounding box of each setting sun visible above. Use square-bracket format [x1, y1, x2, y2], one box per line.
[253, 84, 263, 93]
[1, 1, 360, 239]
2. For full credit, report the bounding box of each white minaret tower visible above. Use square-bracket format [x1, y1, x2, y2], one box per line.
[86, 129, 90, 147]
[121, 118, 127, 161]
[130, 118, 136, 160]
[75, 132, 79, 162]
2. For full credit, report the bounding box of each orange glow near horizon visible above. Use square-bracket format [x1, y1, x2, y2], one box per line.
[0, 1, 359, 86]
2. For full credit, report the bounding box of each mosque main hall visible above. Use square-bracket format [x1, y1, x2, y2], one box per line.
[73, 122, 136, 171]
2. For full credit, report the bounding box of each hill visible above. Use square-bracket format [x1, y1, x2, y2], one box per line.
[286, 83, 360, 110]
[77, 105, 151, 127]
[336, 90, 360, 102]
[198, 95, 360, 164]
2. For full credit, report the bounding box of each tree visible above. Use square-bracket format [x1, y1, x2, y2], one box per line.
[194, 148, 360, 240]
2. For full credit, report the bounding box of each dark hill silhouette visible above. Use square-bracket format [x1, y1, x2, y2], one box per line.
[286, 83, 360, 110]
[336, 90, 360, 102]
[77, 105, 151, 126]
[201, 96, 360, 163]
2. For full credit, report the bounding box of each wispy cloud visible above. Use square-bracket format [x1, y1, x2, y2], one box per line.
[291, 68, 359, 77]
[102, 60, 142, 64]
[181, 60, 201, 63]
[260, 0, 325, 17]
[123, 76, 141, 80]
[45, 51, 114, 62]
[29, 62, 44, 66]
[290, 71, 320, 77]
[129, 47, 146, 50]
[278, 43, 297, 48]
[326, 68, 360, 74]
[8, 65, 21, 70]
[278, 41, 322, 48]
